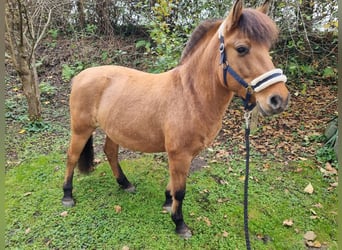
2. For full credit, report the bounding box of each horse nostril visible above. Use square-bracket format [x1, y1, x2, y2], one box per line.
[269, 95, 283, 110]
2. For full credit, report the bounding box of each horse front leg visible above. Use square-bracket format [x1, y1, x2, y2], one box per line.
[168, 152, 192, 238]
[162, 182, 172, 212]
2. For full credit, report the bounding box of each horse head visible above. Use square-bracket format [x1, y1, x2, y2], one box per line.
[218, 0, 289, 115]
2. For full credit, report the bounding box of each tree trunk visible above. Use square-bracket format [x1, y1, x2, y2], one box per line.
[17, 46, 42, 121]
[76, 0, 86, 30]
[96, 0, 113, 36]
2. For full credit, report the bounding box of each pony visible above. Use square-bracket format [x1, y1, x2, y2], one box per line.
[62, 0, 289, 238]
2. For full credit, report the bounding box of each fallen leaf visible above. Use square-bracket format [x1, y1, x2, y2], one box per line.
[309, 209, 317, 215]
[313, 240, 322, 248]
[325, 162, 337, 175]
[19, 129, 26, 134]
[304, 183, 314, 194]
[217, 198, 230, 203]
[263, 163, 271, 170]
[306, 240, 322, 248]
[196, 216, 211, 226]
[283, 219, 293, 227]
[203, 217, 211, 226]
[122, 246, 129, 250]
[304, 231, 317, 241]
[25, 228, 31, 234]
[313, 203, 323, 208]
[222, 231, 229, 237]
[60, 211, 68, 217]
[294, 168, 303, 173]
[23, 192, 32, 197]
[114, 205, 122, 213]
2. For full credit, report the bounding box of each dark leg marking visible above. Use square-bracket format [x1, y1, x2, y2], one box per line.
[116, 164, 135, 192]
[62, 174, 75, 207]
[171, 190, 192, 238]
[163, 190, 172, 211]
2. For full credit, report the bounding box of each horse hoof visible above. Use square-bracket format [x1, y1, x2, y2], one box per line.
[162, 204, 172, 213]
[124, 185, 136, 193]
[177, 227, 192, 239]
[62, 197, 75, 207]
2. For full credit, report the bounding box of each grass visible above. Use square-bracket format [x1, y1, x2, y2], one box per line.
[5, 153, 338, 249]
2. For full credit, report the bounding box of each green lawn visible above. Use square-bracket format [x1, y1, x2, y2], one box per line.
[5, 153, 337, 249]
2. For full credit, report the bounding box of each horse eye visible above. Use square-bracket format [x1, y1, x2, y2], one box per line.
[236, 46, 249, 55]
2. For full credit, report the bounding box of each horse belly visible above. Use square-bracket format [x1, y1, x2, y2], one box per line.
[104, 125, 166, 153]
[98, 106, 166, 153]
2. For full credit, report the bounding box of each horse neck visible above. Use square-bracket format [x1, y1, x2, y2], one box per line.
[178, 32, 234, 116]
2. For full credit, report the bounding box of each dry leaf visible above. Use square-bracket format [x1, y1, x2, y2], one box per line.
[330, 182, 338, 187]
[196, 216, 211, 226]
[294, 168, 303, 173]
[60, 211, 68, 217]
[310, 209, 317, 215]
[23, 192, 32, 197]
[222, 231, 229, 237]
[313, 203, 323, 208]
[304, 183, 314, 194]
[114, 205, 122, 213]
[122, 246, 129, 250]
[325, 162, 337, 175]
[25, 228, 31, 234]
[217, 198, 230, 203]
[203, 217, 211, 226]
[304, 231, 317, 241]
[306, 240, 322, 248]
[283, 219, 293, 227]
[313, 240, 322, 248]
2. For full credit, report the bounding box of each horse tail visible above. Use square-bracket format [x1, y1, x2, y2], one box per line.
[78, 135, 94, 174]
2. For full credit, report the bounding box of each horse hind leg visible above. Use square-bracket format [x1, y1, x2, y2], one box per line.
[62, 128, 94, 207]
[104, 136, 135, 192]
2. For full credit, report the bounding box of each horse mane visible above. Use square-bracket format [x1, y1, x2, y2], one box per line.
[180, 19, 221, 64]
[179, 9, 279, 64]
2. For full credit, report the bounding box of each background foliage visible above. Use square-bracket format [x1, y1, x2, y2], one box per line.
[13, 0, 336, 74]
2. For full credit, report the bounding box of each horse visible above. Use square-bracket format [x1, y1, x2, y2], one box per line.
[62, 0, 290, 238]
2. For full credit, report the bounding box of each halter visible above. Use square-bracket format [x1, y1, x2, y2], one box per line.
[218, 21, 287, 111]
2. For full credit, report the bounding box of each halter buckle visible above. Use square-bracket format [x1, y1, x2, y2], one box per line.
[244, 110, 252, 129]
[246, 85, 254, 95]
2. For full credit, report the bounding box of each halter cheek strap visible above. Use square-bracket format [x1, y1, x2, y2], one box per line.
[218, 23, 287, 110]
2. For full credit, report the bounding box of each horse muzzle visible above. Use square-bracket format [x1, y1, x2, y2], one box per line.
[257, 93, 290, 116]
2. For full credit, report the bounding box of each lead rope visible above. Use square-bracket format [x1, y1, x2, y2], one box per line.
[244, 110, 252, 250]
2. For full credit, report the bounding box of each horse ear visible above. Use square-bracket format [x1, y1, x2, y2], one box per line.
[225, 0, 243, 31]
[258, 0, 271, 15]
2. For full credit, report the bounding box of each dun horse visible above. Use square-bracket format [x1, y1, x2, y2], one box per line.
[62, 0, 289, 238]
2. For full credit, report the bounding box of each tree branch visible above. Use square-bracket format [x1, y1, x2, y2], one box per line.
[4, 9, 19, 69]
